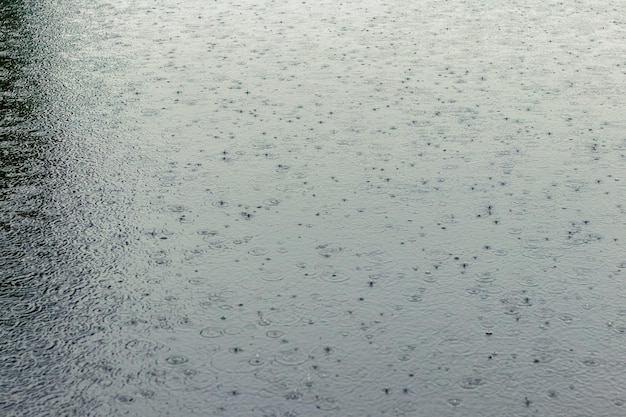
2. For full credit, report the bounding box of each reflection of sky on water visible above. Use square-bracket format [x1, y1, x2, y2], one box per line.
[2, 0, 626, 416]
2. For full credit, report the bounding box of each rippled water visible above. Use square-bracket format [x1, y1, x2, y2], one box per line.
[2, 0, 625, 416]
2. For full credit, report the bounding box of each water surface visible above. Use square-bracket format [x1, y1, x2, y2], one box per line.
[2, 1, 626, 416]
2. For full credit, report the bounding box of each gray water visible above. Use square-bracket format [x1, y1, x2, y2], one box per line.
[2, 0, 625, 416]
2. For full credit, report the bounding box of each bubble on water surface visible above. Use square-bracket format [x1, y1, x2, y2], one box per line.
[447, 398, 462, 407]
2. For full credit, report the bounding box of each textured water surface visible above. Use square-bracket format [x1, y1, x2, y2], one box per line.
[1, 0, 625, 416]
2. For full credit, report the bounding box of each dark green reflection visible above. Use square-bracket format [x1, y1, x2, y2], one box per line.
[1, 1, 39, 191]
[1, 1, 44, 278]
[1, 4, 102, 415]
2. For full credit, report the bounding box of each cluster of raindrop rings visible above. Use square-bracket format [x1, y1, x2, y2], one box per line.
[4, 1, 623, 416]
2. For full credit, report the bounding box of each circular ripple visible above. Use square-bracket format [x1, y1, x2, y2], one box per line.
[502, 304, 521, 316]
[316, 244, 345, 258]
[459, 376, 486, 389]
[248, 354, 267, 367]
[264, 307, 302, 326]
[211, 350, 268, 374]
[167, 205, 189, 213]
[3, 299, 44, 320]
[251, 406, 287, 417]
[274, 348, 309, 366]
[523, 247, 560, 259]
[125, 339, 165, 355]
[206, 240, 231, 251]
[530, 344, 559, 364]
[309, 346, 347, 365]
[165, 355, 189, 366]
[115, 394, 134, 403]
[248, 247, 269, 256]
[211, 200, 230, 208]
[259, 270, 284, 282]
[263, 198, 281, 207]
[200, 327, 223, 338]
[197, 229, 219, 237]
[315, 265, 351, 283]
[580, 354, 605, 367]
[564, 267, 598, 285]
[545, 281, 567, 294]
[437, 338, 479, 356]
[424, 249, 450, 261]
[518, 276, 540, 287]
[149, 250, 171, 266]
[266, 330, 284, 339]
[476, 271, 497, 283]
[534, 307, 556, 319]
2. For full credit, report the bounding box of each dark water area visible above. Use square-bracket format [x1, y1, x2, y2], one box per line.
[2, 1, 626, 416]
[2, 2, 142, 415]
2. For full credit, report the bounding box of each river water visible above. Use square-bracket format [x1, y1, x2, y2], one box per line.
[1, 1, 625, 416]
